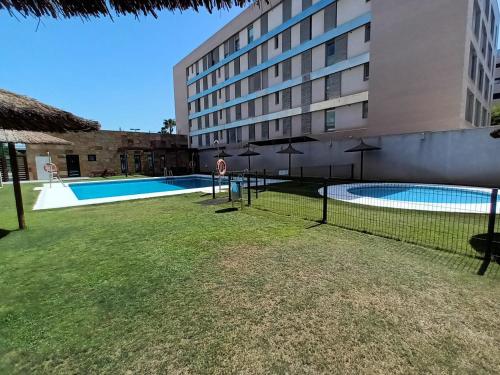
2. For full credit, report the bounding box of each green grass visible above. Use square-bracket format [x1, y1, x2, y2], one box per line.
[252, 181, 499, 259]
[0, 181, 499, 373]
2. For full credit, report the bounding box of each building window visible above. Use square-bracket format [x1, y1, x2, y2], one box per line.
[235, 36, 240, 51]
[325, 39, 336, 66]
[274, 35, 279, 49]
[325, 109, 335, 131]
[213, 131, 219, 141]
[469, 45, 477, 82]
[275, 92, 280, 105]
[365, 23, 371, 42]
[478, 63, 484, 92]
[219, 110, 223, 120]
[248, 124, 255, 141]
[363, 62, 370, 81]
[274, 64, 279, 77]
[482, 107, 487, 127]
[484, 76, 490, 100]
[473, 0, 481, 39]
[491, 8, 496, 35]
[205, 133, 210, 146]
[275, 119, 280, 132]
[474, 99, 481, 126]
[362, 101, 368, 119]
[465, 89, 474, 123]
[262, 121, 269, 139]
[247, 25, 254, 44]
[481, 23, 487, 55]
[88, 154, 97, 162]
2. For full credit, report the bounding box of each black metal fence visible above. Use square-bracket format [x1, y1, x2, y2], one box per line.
[211, 172, 499, 276]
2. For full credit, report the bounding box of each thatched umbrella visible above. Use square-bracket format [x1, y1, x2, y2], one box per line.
[345, 140, 381, 181]
[0, 89, 100, 230]
[0, 89, 99, 132]
[0, 130, 72, 229]
[238, 145, 260, 171]
[276, 143, 303, 176]
[0, 0, 251, 18]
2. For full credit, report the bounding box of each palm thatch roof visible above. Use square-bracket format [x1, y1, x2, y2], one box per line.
[0, 89, 100, 132]
[0, 129, 72, 145]
[0, 0, 253, 18]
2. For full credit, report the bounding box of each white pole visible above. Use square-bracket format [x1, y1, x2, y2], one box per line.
[47, 151, 52, 188]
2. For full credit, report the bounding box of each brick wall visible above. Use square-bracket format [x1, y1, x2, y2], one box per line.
[25, 130, 189, 180]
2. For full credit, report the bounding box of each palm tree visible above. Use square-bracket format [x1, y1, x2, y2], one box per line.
[161, 119, 176, 134]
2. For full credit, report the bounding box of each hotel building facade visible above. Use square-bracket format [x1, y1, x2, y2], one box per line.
[174, 0, 499, 166]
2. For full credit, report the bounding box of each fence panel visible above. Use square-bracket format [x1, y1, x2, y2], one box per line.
[252, 177, 323, 222]
[244, 176, 499, 273]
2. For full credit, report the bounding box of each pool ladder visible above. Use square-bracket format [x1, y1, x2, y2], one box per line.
[164, 168, 173, 184]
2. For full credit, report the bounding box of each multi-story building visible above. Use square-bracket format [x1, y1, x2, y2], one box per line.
[493, 49, 500, 105]
[174, 0, 499, 158]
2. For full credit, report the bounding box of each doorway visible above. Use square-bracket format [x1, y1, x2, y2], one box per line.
[66, 155, 81, 177]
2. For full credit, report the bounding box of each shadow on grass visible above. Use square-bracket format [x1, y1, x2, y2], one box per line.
[215, 207, 239, 214]
[0, 229, 13, 240]
[470, 233, 500, 265]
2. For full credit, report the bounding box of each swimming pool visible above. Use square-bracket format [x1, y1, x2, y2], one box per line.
[70, 176, 219, 200]
[33, 175, 225, 210]
[321, 183, 495, 213]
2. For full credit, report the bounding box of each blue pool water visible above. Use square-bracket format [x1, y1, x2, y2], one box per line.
[348, 185, 490, 204]
[70, 177, 217, 200]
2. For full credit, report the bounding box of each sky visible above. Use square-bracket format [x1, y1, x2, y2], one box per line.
[1, 2, 500, 133]
[0, 7, 244, 133]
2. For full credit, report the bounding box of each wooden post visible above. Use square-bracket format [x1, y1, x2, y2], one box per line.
[8, 142, 26, 230]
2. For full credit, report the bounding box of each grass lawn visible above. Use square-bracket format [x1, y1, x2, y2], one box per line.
[0, 180, 499, 373]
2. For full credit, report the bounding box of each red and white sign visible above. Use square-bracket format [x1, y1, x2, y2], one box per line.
[216, 159, 227, 176]
[43, 163, 58, 173]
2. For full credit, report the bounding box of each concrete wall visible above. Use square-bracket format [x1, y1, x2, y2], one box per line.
[199, 126, 500, 187]
[368, 0, 471, 136]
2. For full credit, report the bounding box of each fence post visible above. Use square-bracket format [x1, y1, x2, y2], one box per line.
[247, 174, 251, 206]
[350, 164, 354, 180]
[322, 179, 328, 224]
[329, 165, 332, 179]
[211, 172, 216, 199]
[263, 169, 267, 191]
[300, 166, 303, 181]
[228, 173, 232, 202]
[255, 172, 258, 199]
[478, 188, 498, 276]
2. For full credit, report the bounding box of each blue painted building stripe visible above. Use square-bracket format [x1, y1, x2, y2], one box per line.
[186, 0, 337, 86]
[187, 12, 371, 103]
[189, 52, 370, 120]
[189, 91, 369, 136]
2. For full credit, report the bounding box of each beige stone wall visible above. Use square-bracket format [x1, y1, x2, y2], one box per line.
[26, 130, 189, 180]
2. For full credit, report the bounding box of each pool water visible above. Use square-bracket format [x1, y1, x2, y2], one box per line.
[70, 177, 217, 200]
[347, 185, 491, 204]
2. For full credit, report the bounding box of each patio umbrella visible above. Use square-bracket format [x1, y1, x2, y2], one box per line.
[276, 143, 303, 176]
[214, 150, 233, 159]
[0, 89, 100, 230]
[344, 140, 381, 181]
[238, 145, 260, 171]
[0, 130, 73, 230]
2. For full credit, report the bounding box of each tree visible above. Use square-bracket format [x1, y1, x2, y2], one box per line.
[491, 105, 500, 126]
[161, 119, 176, 134]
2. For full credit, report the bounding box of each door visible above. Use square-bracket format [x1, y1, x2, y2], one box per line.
[134, 154, 142, 173]
[35, 155, 50, 180]
[66, 155, 81, 177]
[120, 154, 128, 174]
